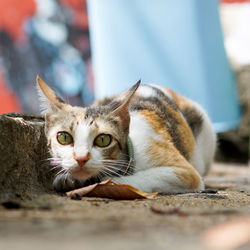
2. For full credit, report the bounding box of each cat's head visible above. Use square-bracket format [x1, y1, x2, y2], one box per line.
[36, 76, 139, 181]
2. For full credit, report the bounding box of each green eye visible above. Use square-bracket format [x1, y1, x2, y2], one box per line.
[57, 132, 73, 145]
[94, 134, 112, 147]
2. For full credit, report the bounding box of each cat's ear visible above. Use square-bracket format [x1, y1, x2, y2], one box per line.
[36, 75, 66, 114]
[111, 80, 140, 129]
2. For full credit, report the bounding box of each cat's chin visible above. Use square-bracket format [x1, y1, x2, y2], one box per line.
[69, 166, 96, 180]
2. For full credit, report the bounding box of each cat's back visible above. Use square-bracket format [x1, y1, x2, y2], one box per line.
[128, 84, 216, 175]
[129, 84, 196, 161]
[130, 84, 203, 139]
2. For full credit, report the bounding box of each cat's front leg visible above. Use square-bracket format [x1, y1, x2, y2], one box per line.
[112, 166, 204, 194]
[53, 173, 87, 192]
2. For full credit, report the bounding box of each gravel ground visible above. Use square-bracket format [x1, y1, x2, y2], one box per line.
[0, 163, 249, 250]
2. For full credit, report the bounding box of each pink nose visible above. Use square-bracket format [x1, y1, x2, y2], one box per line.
[75, 155, 89, 167]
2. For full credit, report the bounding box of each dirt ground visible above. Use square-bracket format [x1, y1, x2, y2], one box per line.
[0, 163, 249, 250]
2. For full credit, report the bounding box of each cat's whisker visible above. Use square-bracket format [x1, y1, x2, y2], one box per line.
[103, 163, 133, 174]
[55, 168, 68, 177]
[40, 161, 52, 168]
[46, 157, 58, 160]
[47, 157, 64, 165]
[100, 160, 130, 167]
[40, 157, 61, 167]
[94, 172, 104, 182]
[41, 158, 51, 163]
[102, 163, 130, 169]
[98, 169, 112, 178]
[50, 166, 59, 171]
[99, 167, 116, 177]
[102, 164, 124, 172]
[62, 171, 71, 185]
[101, 159, 127, 162]
[101, 159, 130, 164]
[120, 153, 135, 161]
[102, 165, 127, 178]
[102, 166, 119, 175]
[50, 165, 63, 171]
[52, 161, 63, 165]
[101, 160, 134, 169]
[98, 160, 135, 176]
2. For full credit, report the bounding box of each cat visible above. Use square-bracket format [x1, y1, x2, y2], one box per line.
[36, 76, 216, 194]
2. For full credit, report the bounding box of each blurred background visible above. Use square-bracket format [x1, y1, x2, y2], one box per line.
[0, 0, 93, 114]
[0, 0, 249, 163]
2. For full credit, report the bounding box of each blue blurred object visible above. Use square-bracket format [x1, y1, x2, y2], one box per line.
[87, 0, 241, 132]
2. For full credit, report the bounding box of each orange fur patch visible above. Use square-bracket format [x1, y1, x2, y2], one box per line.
[166, 88, 194, 111]
[173, 164, 201, 190]
[140, 108, 195, 160]
[147, 139, 201, 189]
[141, 109, 200, 190]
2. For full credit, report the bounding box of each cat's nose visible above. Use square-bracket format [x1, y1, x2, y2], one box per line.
[75, 155, 89, 167]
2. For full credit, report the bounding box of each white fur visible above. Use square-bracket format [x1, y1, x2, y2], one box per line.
[129, 112, 161, 171]
[36, 83, 57, 115]
[36, 83, 50, 115]
[150, 83, 173, 100]
[190, 102, 217, 176]
[136, 85, 158, 98]
[113, 167, 203, 194]
[136, 84, 174, 101]
[74, 122, 92, 159]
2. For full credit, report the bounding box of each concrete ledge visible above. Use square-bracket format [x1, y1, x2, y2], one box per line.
[0, 113, 54, 201]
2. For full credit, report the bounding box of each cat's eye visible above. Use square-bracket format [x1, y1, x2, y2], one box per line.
[94, 134, 112, 147]
[57, 131, 73, 145]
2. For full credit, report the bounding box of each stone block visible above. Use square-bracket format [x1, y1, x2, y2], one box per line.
[0, 113, 54, 201]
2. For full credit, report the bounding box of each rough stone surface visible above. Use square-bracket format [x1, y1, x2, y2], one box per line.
[0, 113, 54, 201]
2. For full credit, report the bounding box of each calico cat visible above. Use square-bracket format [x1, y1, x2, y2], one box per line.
[37, 76, 216, 194]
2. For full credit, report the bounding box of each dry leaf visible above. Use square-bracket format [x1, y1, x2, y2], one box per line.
[202, 216, 250, 250]
[66, 179, 158, 200]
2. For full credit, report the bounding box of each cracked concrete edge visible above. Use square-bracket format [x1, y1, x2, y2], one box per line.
[0, 113, 55, 202]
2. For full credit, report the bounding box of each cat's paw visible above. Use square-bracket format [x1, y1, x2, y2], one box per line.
[53, 174, 86, 192]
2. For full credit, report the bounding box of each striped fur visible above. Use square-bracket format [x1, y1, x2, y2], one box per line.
[37, 77, 216, 194]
